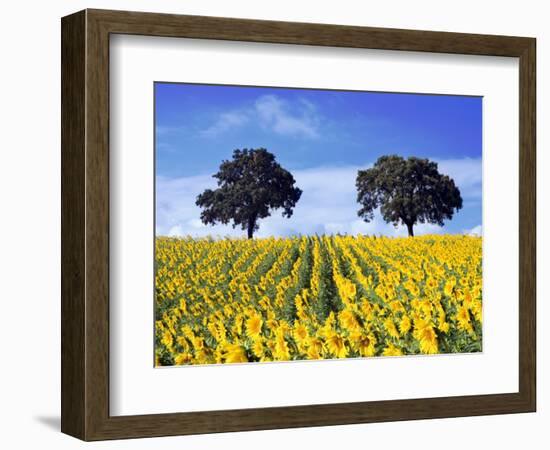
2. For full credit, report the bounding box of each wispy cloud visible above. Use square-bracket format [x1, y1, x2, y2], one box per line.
[156, 125, 190, 153]
[156, 157, 481, 239]
[156, 125, 189, 136]
[200, 111, 249, 137]
[436, 157, 482, 200]
[464, 224, 482, 236]
[254, 95, 320, 139]
[156, 142, 177, 153]
[199, 95, 321, 139]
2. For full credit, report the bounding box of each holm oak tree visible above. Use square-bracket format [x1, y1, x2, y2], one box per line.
[196, 148, 302, 239]
[356, 155, 463, 237]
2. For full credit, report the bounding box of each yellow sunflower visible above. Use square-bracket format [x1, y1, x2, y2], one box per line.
[224, 343, 248, 363]
[325, 332, 348, 358]
[245, 313, 263, 339]
[382, 344, 403, 357]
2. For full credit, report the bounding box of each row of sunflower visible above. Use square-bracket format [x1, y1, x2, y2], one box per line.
[155, 234, 482, 366]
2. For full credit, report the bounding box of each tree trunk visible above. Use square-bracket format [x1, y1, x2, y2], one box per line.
[406, 222, 414, 237]
[247, 218, 255, 239]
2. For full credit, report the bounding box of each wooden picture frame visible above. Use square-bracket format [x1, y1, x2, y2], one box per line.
[61, 9, 536, 441]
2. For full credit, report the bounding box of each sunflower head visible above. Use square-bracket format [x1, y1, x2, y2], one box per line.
[325, 332, 348, 358]
[245, 313, 263, 339]
[224, 343, 248, 363]
[382, 343, 403, 357]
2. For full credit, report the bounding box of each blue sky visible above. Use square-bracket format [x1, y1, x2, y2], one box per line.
[155, 82, 482, 238]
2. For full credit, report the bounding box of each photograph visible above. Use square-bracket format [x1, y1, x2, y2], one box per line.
[53, 6, 538, 442]
[154, 82, 483, 366]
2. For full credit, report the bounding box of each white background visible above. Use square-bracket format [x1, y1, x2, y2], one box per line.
[0, 0, 547, 448]
[110, 35, 518, 415]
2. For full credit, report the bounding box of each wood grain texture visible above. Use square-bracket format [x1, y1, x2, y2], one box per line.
[61, 8, 537, 441]
[61, 10, 86, 439]
[88, 8, 532, 56]
[84, 10, 111, 440]
[518, 39, 536, 409]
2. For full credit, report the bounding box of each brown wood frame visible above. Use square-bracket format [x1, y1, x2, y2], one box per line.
[61, 8, 536, 441]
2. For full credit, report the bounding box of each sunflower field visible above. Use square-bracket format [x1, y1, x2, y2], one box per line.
[155, 234, 482, 366]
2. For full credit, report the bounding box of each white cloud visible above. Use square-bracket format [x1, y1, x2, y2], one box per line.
[156, 157, 479, 238]
[156, 174, 247, 238]
[254, 95, 319, 139]
[167, 225, 182, 236]
[199, 95, 320, 139]
[200, 111, 249, 137]
[322, 218, 444, 237]
[464, 224, 482, 236]
[435, 157, 482, 200]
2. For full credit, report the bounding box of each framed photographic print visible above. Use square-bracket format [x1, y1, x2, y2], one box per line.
[61, 9, 536, 441]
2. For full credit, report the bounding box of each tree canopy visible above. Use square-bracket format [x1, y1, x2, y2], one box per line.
[196, 148, 302, 238]
[356, 155, 463, 236]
